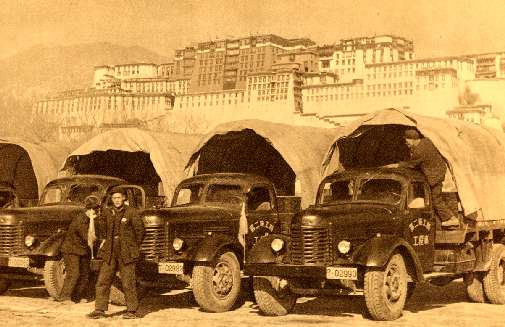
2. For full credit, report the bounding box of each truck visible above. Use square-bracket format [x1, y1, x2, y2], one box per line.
[138, 173, 300, 312]
[0, 174, 146, 298]
[245, 109, 505, 320]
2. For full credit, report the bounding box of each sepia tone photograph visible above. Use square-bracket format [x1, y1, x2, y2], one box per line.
[1, 0, 505, 326]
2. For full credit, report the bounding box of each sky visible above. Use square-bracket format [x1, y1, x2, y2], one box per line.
[1, 0, 505, 60]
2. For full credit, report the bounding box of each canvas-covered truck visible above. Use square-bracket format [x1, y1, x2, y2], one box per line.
[139, 173, 301, 312]
[135, 120, 335, 312]
[0, 175, 145, 298]
[0, 137, 69, 208]
[245, 108, 505, 320]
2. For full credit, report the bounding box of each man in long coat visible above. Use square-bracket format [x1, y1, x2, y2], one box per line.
[87, 187, 145, 319]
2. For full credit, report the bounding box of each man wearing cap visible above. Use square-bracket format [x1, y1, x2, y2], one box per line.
[87, 187, 145, 319]
[385, 128, 459, 228]
[59, 195, 100, 303]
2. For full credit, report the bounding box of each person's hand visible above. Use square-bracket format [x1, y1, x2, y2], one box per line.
[86, 209, 97, 219]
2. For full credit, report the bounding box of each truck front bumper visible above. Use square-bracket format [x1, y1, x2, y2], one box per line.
[245, 263, 327, 278]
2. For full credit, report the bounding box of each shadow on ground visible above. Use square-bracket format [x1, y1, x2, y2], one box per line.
[404, 281, 470, 314]
[136, 289, 199, 317]
[4, 281, 49, 299]
[247, 280, 472, 320]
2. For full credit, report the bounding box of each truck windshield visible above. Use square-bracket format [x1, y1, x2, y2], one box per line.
[357, 178, 402, 205]
[0, 189, 15, 208]
[205, 184, 243, 205]
[40, 183, 103, 205]
[174, 183, 204, 206]
[319, 177, 403, 206]
[319, 179, 354, 204]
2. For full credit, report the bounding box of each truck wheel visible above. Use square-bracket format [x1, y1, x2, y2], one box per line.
[192, 251, 241, 312]
[483, 244, 505, 304]
[109, 275, 147, 306]
[0, 278, 11, 295]
[466, 273, 486, 303]
[43, 259, 65, 300]
[253, 276, 297, 316]
[364, 253, 408, 321]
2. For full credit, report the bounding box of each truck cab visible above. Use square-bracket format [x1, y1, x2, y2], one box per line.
[139, 173, 300, 313]
[246, 167, 505, 320]
[0, 175, 145, 298]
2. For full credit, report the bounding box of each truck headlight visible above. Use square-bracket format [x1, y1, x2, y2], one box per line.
[337, 240, 351, 254]
[25, 235, 36, 247]
[271, 238, 284, 252]
[173, 238, 184, 251]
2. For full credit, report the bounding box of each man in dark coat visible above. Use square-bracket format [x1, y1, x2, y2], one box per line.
[386, 128, 459, 228]
[59, 195, 100, 303]
[87, 187, 145, 319]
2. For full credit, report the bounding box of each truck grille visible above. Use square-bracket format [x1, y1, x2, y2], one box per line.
[140, 225, 167, 261]
[290, 225, 330, 265]
[0, 224, 24, 257]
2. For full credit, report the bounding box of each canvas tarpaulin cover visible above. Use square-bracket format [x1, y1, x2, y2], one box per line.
[60, 128, 200, 200]
[322, 108, 505, 221]
[186, 120, 337, 207]
[0, 137, 69, 200]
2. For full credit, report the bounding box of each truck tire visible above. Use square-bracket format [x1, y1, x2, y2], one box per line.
[483, 244, 505, 304]
[0, 278, 11, 295]
[43, 259, 65, 300]
[253, 276, 297, 316]
[192, 251, 241, 312]
[466, 273, 486, 303]
[109, 275, 147, 306]
[364, 253, 408, 321]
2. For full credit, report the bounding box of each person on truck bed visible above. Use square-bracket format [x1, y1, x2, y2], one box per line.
[58, 195, 99, 304]
[384, 128, 460, 228]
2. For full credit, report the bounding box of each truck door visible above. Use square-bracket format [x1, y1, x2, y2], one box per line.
[245, 184, 277, 250]
[405, 181, 435, 272]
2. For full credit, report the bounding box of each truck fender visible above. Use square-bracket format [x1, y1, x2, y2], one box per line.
[28, 230, 66, 258]
[192, 234, 242, 263]
[246, 234, 289, 264]
[352, 235, 424, 282]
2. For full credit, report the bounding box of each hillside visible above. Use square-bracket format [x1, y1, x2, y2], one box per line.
[0, 42, 170, 142]
[0, 42, 170, 95]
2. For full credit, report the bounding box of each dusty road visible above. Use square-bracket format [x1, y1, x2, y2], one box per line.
[0, 280, 503, 327]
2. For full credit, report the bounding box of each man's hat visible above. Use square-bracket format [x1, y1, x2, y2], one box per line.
[109, 186, 126, 196]
[404, 128, 421, 140]
[83, 195, 100, 209]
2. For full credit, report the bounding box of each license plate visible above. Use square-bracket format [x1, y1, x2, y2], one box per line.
[326, 266, 358, 280]
[158, 262, 184, 274]
[8, 257, 29, 268]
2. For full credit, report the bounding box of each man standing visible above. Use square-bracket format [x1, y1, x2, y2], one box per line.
[58, 195, 99, 304]
[86, 187, 145, 319]
[385, 128, 459, 228]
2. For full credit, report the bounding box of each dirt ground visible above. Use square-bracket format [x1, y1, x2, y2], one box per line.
[0, 280, 503, 327]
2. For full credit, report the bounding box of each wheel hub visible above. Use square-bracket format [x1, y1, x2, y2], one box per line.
[385, 264, 402, 302]
[212, 262, 234, 296]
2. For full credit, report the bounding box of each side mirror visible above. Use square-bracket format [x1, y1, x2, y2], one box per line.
[408, 197, 425, 209]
